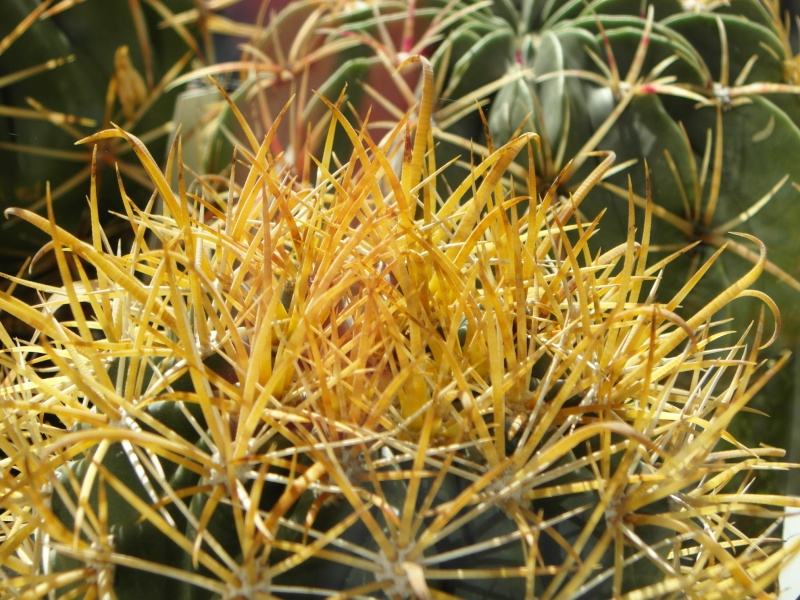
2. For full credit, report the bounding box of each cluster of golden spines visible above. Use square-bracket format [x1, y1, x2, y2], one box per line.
[1, 59, 797, 599]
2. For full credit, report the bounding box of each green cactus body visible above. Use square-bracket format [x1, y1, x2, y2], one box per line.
[0, 0, 99, 257]
[449, 1, 800, 347]
[50, 439, 192, 600]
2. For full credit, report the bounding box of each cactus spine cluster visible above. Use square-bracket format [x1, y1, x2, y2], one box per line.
[205, 0, 800, 494]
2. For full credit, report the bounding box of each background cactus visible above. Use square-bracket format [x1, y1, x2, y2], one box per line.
[0, 0, 260, 287]
[434, 0, 800, 492]
[439, 0, 800, 338]
[2, 59, 798, 599]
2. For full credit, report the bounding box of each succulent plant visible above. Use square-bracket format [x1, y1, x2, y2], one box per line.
[2, 58, 799, 599]
[0, 0, 259, 284]
[207, 0, 800, 334]
[200, 0, 800, 496]
[430, 0, 800, 485]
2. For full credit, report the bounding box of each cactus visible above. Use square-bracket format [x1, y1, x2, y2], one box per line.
[0, 0, 257, 283]
[429, 0, 800, 477]
[2, 58, 798, 599]
[200, 0, 800, 494]
[207, 0, 800, 334]
[445, 0, 800, 339]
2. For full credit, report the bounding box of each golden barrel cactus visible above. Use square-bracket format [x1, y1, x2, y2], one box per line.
[1, 59, 798, 599]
